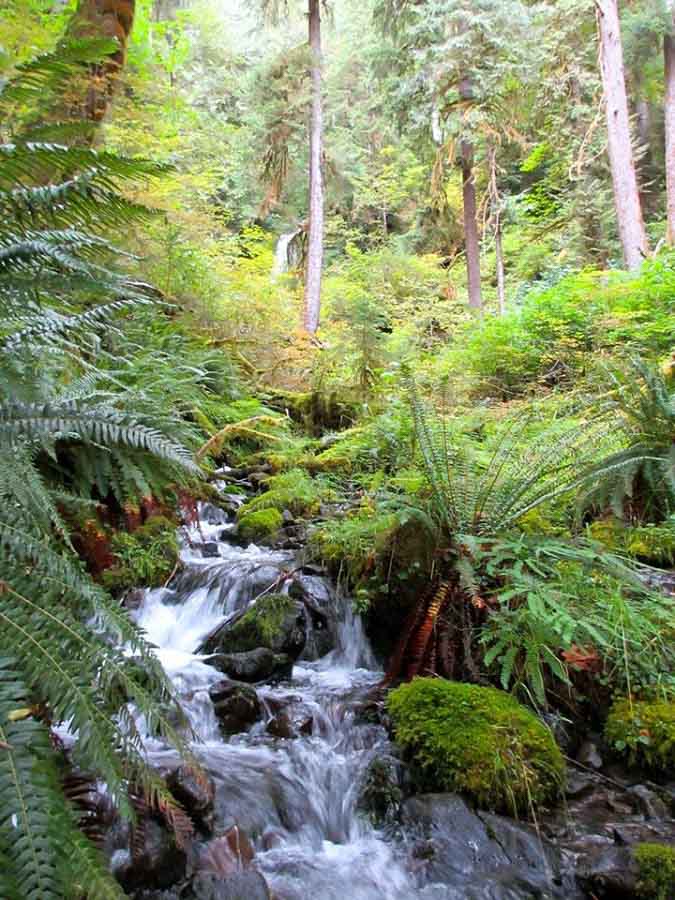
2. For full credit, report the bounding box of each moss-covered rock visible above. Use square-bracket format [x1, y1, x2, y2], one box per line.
[236, 468, 328, 520]
[387, 678, 565, 815]
[203, 593, 306, 659]
[635, 843, 675, 900]
[102, 515, 179, 593]
[237, 508, 283, 543]
[605, 698, 675, 773]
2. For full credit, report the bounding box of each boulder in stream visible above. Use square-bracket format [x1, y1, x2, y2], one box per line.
[200, 593, 307, 660]
[205, 648, 293, 683]
[166, 766, 215, 833]
[209, 680, 262, 733]
[187, 871, 271, 900]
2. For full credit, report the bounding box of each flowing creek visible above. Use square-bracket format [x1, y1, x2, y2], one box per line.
[131, 496, 423, 899]
[123, 493, 675, 900]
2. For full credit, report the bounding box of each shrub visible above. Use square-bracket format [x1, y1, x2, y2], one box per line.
[605, 699, 675, 774]
[237, 508, 283, 543]
[635, 843, 675, 900]
[387, 678, 565, 815]
[102, 516, 179, 593]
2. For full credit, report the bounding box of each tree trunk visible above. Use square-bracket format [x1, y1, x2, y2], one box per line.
[665, 2, 675, 245]
[495, 219, 505, 315]
[63, 0, 135, 128]
[596, 0, 649, 269]
[460, 139, 483, 310]
[303, 0, 325, 335]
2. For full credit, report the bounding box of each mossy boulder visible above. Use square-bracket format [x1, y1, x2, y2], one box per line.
[201, 593, 306, 659]
[102, 515, 179, 593]
[237, 508, 283, 543]
[387, 678, 565, 815]
[236, 468, 327, 520]
[635, 843, 675, 900]
[605, 698, 675, 773]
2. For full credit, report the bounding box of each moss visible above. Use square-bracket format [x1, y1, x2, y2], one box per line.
[635, 843, 675, 900]
[588, 518, 675, 566]
[102, 515, 179, 593]
[605, 698, 675, 773]
[237, 508, 283, 543]
[387, 678, 565, 815]
[237, 469, 329, 519]
[223, 593, 295, 652]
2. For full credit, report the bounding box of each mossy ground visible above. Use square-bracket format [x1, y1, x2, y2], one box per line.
[605, 698, 675, 774]
[635, 843, 675, 900]
[387, 678, 565, 816]
[223, 593, 295, 652]
[237, 468, 330, 519]
[102, 515, 179, 593]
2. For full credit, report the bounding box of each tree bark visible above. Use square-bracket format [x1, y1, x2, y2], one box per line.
[460, 139, 483, 310]
[64, 0, 136, 127]
[495, 219, 505, 315]
[665, 1, 675, 245]
[596, 0, 649, 269]
[303, 0, 325, 334]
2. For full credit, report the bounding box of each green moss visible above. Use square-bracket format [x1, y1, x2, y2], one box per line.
[102, 515, 179, 593]
[588, 518, 675, 566]
[237, 508, 283, 543]
[387, 678, 565, 815]
[237, 469, 329, 519]
[635, 843, 675, 900]
[224, 593, 295, 652]
[605, 699, 675, 773]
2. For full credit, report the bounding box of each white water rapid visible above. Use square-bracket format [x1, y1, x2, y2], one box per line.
[272, 230, 301, 277]
[130, 498, 429, 900]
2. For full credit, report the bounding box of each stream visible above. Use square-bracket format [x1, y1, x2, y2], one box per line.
[121, 492, 675, 900]
[131, 495, 421, 899]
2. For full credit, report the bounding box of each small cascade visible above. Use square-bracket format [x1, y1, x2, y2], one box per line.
[272, 229, 302, 277]
[129, 496, 419, 898]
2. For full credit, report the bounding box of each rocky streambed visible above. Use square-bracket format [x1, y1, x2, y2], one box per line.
[100, 486, 674, 900]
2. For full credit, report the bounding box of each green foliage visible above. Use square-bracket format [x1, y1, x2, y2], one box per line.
[605, 699, 675, 774]
[588, 518, 675, 566]
[237, 508, 283, 543]
[634, 843, 675, 900]
[102, 516, 179, 594]
[222, 593, 295, 652]
[237, 468, 330, 518]
[387, 678, 565, 815]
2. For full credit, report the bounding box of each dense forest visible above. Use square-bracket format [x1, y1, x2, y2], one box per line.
[1, 1, 675, 898]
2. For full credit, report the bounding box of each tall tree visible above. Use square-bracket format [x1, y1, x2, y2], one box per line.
[304, 0, 325, 333]
[459, 78, 482, 310]
[666, 0, 675, 244]
[596, 0, 649, 269]
[63, 0, 136, 127]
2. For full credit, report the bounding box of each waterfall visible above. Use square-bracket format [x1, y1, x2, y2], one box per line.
[272, 229, 301, 277]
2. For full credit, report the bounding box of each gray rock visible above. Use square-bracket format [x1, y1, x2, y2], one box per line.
[401, 794, 581, 899]
[205, 648, 293, 684]
[627, 784, 669, 820]
[358, 755, 402, 825]
[166, 766, 215, 832]
[209, 680, 261, 733]
[576, 740, 603, 770]
[575, 845, 638, 898]
[187, 871, 270, 900]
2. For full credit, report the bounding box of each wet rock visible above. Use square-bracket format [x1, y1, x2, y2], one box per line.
[202, 595, 307, 661]
[575, 845, 638, 898]
[205, 648, 293, 684]
[627, 784, 669, 820]
[576, 740, 604, 770]
[358, 755, 402, 825]
[123, 587, 146, 611]
[196, 542, 221, 559]
[209, 681, 262, 733]
[400, 794, 580, 899]
[166, 766, 215, 833]
[114, 819, 187, 891]
[266, 711, 295, 739]
[200, 503, 231, 526]
[289, 574, 338, 660]
[186, 871, 270, 900]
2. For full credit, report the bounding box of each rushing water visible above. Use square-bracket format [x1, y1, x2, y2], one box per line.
[131, 498, 425, 899]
